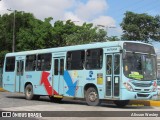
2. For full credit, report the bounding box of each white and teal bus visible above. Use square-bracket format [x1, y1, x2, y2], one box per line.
[2, 41, 158, 107]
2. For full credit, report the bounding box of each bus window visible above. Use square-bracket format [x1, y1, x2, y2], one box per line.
[54, 59, 58, 75]
[37, 53, 51, 71]
[17, 61, 24, 75]
[25, 55, 36, 71]
[60, 59, 64, 75]
[114, 54, 120, 74]
[5, 57, 15, 72]
[17, 62, 20, 75]
[21, 61, 24, 75]
[123, 53, 156, 80]
[86, 48, 103, 69]
[106, 55, 112, 74]
[66, 50, 85, 70]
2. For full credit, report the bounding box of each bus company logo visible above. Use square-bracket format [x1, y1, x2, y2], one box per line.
[86, 71, 95, 80]
[26, 75, 32, 78]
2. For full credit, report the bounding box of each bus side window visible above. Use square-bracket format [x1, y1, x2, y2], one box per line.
[17, 61, 20, 75]
[5, 57, 15, 72]
[54, 59, 58, 75]
[17, 61, 24, 75]
[106, 55, 112, 74]
[86, 48, 103, 69]
[25, 55, 36, 71]
[66, 50, 85, 70]
[37, 53, 51, 71]
[67, 52, 72, 70]
[114, 54, 120, 74]
[60, 59, 64, 75]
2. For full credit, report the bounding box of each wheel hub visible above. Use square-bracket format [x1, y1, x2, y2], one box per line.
[88, 92, 97, 102]
[27, 88, 31, 96]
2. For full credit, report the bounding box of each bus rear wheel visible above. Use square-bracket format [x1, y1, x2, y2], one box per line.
[49, 96, 62, 103]
[113, 100, 129, 107]
[85, 87, 101, 106]
[25, 84, 39, 100]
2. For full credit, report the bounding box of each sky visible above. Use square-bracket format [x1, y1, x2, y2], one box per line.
[0, 0, 160, 44]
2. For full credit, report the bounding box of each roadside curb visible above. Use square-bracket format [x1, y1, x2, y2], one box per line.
[129, 100, 160, 107]
[0, 87, 7, 92]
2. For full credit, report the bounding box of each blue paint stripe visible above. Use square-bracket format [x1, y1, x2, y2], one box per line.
[63, 71, 77, 96]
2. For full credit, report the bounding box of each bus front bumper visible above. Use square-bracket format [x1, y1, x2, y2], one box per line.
[121, 88, 158, 100]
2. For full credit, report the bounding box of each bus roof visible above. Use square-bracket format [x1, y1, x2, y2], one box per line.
[5, 41, 153, 57]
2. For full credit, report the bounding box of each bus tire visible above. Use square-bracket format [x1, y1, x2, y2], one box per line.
[49, 96, 62, 103]
[113, 100, 129, 107]
[25, 84, 36, 100]
[85, 87, 101, 106]
[34, 95, 40, 100]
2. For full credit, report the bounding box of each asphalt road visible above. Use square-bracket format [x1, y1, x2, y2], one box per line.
[0, 92, 160, 120]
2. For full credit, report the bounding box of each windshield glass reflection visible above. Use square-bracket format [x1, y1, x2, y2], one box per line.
[123, 53, 156, 80]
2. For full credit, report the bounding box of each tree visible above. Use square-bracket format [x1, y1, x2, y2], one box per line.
[107, 36, 120, 41]
[0, 13, 13, 52]
[121, 11, 160, 43]
[0, 12, 50, 64]
[17, 16, 54, 50]
[52, 20, 78, 47]
[0, 13, 16, 65]
[152, 15, 160, 41]
[64, 22, 107, 45]
[0, 12, 108, 66]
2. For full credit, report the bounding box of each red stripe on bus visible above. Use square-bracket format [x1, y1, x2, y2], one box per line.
[40, 71, 58, 95]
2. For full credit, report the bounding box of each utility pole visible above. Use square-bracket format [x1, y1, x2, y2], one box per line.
[7, 9, 16, 52]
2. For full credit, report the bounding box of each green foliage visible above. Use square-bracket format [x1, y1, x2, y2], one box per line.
[121, 11, 160, 42]
[17, 16, 54, 50]
[64, 22, 107, 45]
[52, 20, 107, 46]
[107, 36, 120, 41]
[0, 13, 13, 52]
[0, 50, 9, 67]
[0, 12, 107, 65]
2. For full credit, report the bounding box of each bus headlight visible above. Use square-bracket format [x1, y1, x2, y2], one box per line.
[123, 82, 133, 92]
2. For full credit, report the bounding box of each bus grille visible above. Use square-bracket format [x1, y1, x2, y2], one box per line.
[137, 93, 150, 97]
[132, 82, 152, 87]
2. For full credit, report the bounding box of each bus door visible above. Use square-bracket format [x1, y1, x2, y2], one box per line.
[53, 57, 64, 95]
[16, 59, 24, 92]
[105, 54, 120, 98]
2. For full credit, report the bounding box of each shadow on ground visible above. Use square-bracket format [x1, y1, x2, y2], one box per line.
[5, 95, 154, 109]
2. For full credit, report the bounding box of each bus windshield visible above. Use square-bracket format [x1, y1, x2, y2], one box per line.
[123, 52, 156, 80]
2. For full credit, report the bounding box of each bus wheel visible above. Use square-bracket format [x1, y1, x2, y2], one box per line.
[113, 100, 129, 107]
[85, 87, 101, 106]
[49, 96, 62, 103]
[25, 84, 35, 100]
